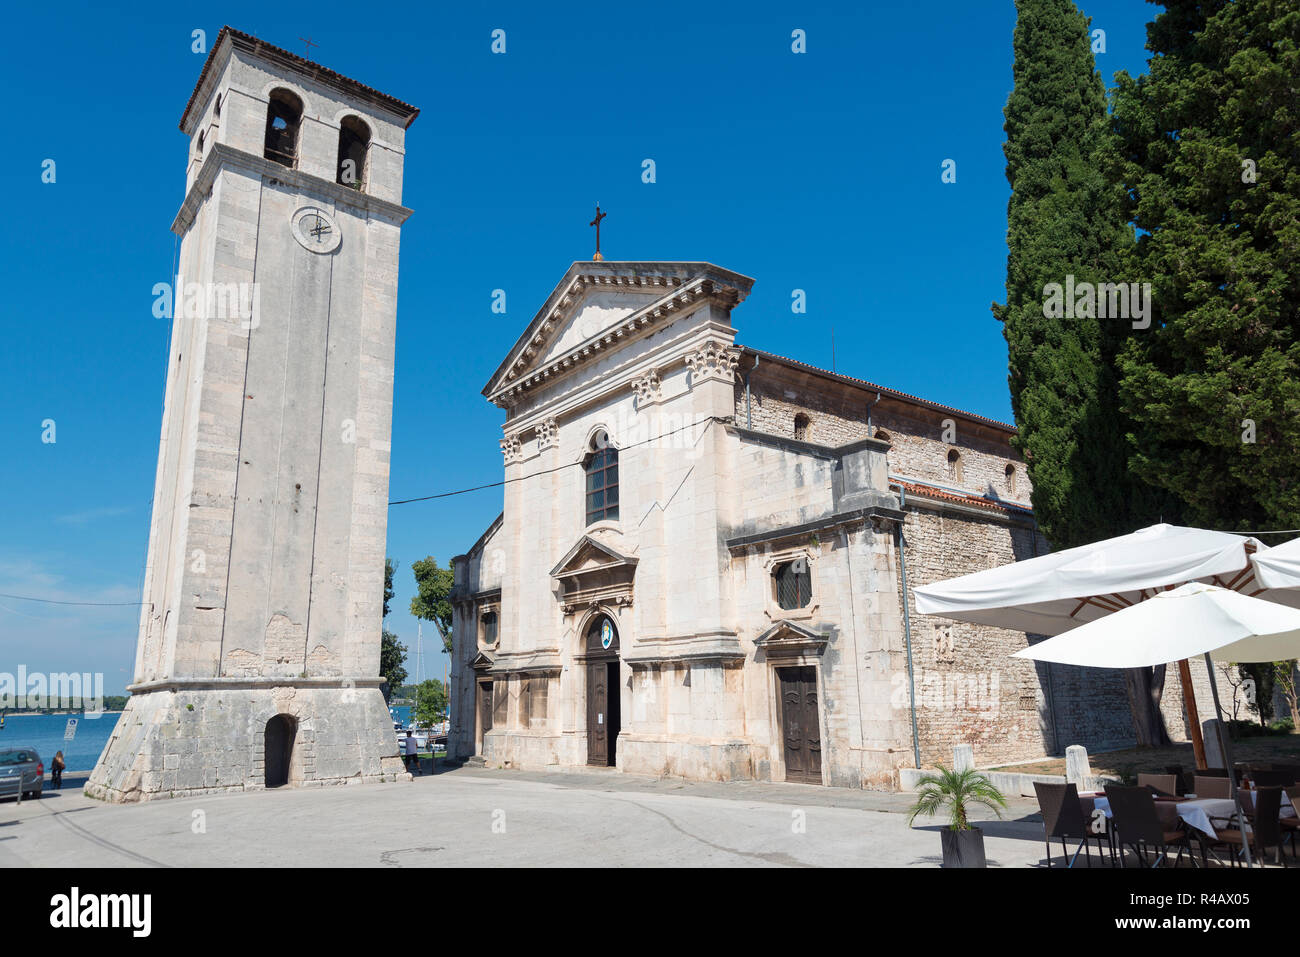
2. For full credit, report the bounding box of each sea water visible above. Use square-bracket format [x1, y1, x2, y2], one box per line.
[2, 703, 417, 774]
[0, 712, 122, 772]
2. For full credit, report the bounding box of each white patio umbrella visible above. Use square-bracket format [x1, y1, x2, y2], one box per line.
[914, 523, 1269, 634]
[1013, 582, 1300, 867]
[914, 523, 1275, 768]
[1012, 582, 1300, 667]
[1253, 534, 1300, 591]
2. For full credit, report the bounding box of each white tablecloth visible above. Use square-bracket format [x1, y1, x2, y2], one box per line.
[1091, 792, 1295, 839]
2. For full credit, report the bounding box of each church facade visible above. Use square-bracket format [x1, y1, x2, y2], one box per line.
[447, 260, 1192, 788]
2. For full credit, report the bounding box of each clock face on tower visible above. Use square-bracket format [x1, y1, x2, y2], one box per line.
[291, 206, 341, 253]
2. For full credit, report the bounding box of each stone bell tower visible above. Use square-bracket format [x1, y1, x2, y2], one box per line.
[88, 28, 419, 801]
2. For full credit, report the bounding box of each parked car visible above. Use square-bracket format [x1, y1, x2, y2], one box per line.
[0, 748, 44, 802]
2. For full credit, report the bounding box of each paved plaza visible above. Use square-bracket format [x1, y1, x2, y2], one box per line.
[0, 765, 1053, 868]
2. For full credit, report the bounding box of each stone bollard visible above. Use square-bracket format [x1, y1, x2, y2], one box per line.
[954, 744, 974, 773]
[1065, 745, 1093, 790]
[1202, 719, 1226, 769]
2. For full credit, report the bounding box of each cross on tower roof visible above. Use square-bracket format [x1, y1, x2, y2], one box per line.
[589, 204, 607, 262]
[299, 36, 320, 58]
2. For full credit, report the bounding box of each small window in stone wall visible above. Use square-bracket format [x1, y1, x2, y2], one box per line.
[1005, 463, 1017, 495]
[874, 429, 891, 443]
[947, 448, 963, 485]
[774, 559, 812, 610]
[793, 413, 810, 441]
[481, 610, 498, 645]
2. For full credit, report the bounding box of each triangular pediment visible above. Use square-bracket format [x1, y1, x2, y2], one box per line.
[483, 261, 754, 406]
[550, 535, 638, 580]
[754, 620, 828, 658]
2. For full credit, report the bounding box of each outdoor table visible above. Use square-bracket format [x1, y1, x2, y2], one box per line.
[1088, 790, 1295, 839]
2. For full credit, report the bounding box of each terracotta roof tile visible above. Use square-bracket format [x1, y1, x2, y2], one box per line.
[743, 348, 1017, 434]
[896, 480, 1033, 516]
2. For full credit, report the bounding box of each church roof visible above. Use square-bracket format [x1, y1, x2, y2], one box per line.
[180, 26, 421, 134]
[895, 479, 1034, 517]
[741, 348, 1017, 435]
[482, 261, 754, 404]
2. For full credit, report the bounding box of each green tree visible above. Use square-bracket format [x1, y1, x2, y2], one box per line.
[1275, 661, 1298, 727]
[384, 558, 398, 619]
[414, 679, 448, 727]
[380, 630, 407, 704]
[1112, 0, 1300, 531]
[994, 0, 1174, 745]
[410, 557, 455, 653]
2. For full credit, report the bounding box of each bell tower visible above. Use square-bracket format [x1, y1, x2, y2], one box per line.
[89, 28, 419, 801]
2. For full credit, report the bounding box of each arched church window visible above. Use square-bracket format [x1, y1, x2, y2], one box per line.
[874, 429, 891, 443]
[774, 560, 812, 610]
[337, 115, 371, 190]
[196, 130, 205, 157]
[947, 448, 963, 485]
[793, 413, 810, 441]
[214, 93, 222, 117]
[263, 88, 304, 169]
[584, 431, 618, 525]
[1005, 463, 1017, 495]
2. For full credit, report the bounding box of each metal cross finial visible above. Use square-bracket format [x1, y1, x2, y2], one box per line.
[589, 204, 607, 262]
[299, 36, 320, 58]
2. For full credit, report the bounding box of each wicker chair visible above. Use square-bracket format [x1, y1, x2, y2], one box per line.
[1138, 773, 1178, 797]
[1194, 775, 1233, 799]
[1034, 781, 1110, 868]
[1208, 786, 1290, 867]
[1103, 785, 1193, 868]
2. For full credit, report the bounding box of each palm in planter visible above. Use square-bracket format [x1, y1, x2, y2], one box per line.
[907, 766, 1008, 868]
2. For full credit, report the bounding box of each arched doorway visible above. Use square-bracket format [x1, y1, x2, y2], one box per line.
[264, 714, 297, 788]
[584, 614, 621, 767]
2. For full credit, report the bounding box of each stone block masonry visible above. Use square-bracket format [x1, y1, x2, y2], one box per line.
[89, 27, 419, 801]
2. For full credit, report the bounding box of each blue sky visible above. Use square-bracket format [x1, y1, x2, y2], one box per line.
[0, 1, 1156, 694]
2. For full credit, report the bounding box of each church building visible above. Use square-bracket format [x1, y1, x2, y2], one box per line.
[447, 260, 1195, 789]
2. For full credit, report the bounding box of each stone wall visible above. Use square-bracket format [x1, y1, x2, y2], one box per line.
[898, 505, 1141, 766]
[735, 356, 1032, 507]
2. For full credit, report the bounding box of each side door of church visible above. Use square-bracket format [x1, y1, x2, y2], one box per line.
[586, 662, 608, 766]
[778, 666, 822, 784]
[477, 680, 493, 752]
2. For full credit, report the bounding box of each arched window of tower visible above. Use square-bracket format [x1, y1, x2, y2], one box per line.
[263, 88, 304, 169]
[337, 115, 371, 190]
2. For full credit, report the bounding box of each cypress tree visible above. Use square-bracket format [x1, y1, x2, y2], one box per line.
[995, 0, 1175, 745]
[1112, 0, 1300, 531]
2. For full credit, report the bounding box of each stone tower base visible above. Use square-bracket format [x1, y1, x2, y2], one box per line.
[86, 678, 409, 803]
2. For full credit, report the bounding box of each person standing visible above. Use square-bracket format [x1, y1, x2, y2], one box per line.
[404, 730, 420, 775]
[51, 751, 65, 789]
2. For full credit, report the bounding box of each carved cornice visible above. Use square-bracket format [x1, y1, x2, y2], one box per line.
[686, 339, 742, 384]
[562, 590, 634, 617]
[537, 416, 559, 451]
[488, 274, 746, 408]
[632, 369, 663, 406]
